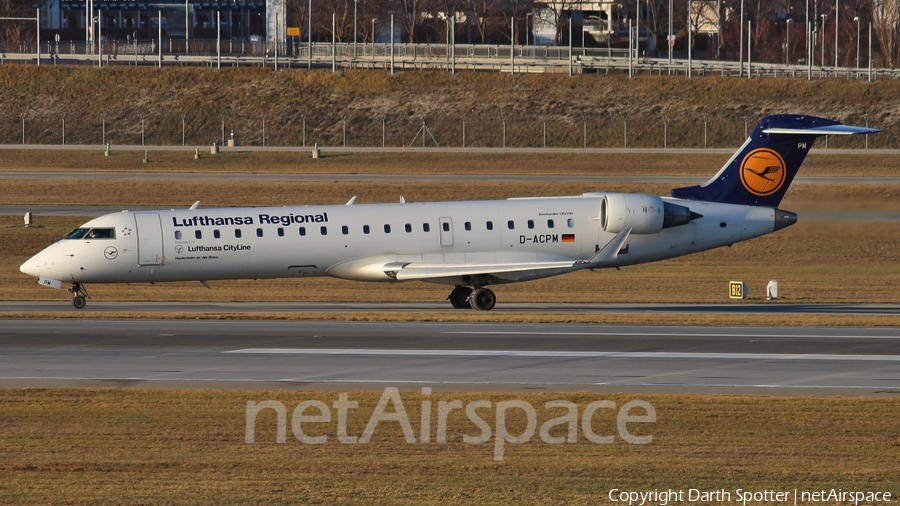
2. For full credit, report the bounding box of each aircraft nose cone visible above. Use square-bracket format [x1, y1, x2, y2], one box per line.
[20, 253, 42, 277]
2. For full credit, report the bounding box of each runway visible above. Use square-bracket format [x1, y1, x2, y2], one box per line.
[2, 301, 900, 315]
[1, 319, 897, 394]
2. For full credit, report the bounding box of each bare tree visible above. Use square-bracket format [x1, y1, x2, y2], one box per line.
[497, 0, 535, 43]
[535, 0, 578, 45]
[0, 0, 34, 47]
[644, 0, 671, 55]
[872, 0, 900, 66]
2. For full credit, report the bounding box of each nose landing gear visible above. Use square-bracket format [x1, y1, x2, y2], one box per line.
[68, 283, 90, 309]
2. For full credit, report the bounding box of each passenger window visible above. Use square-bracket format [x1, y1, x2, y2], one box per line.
[256, 228, 263, 237]
[195, 230, 202, 239]
[214, 230, 221, 239]
[342, 225, 349, 235]
[442, 222, 450, 232]
[384, 224, 391, 233]
[363, 225, 370, 234]
[528, 220, 535, 229]
[277, 228, 284, 237]
[423, 223, 430, 232]
[486, 221, 493, 231]
[299, 227, 306, 236]
[175, 231, 182, 240]
[464, 222, 471, 231]
[405, 223, 412, 233]
[567, 218, 575, 228]
[508, 220, 514, 230]
[547, 219, 555, 229]
[320, 226, 327, 235]
[235, 229, 242, 238]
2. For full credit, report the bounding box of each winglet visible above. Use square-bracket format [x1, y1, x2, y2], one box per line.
[584, 227, 632, 266]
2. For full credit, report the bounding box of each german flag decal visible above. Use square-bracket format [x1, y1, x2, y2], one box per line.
[562, 234, 575, 243]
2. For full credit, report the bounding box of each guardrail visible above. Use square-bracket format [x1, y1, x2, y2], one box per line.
[1, 40, 897, 80]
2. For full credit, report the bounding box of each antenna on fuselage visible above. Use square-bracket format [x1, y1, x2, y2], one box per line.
[399, 196, 406, 204]
[189, 201, 201, 210]
[346, 196, 357, 205]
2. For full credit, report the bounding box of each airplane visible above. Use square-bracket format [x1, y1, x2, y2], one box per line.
[20, 114, 880, 310]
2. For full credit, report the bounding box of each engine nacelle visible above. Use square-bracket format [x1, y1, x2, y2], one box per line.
[601, 194, 695, 235]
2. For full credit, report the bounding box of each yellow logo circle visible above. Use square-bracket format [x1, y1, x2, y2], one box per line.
[739, 148, 786, 197]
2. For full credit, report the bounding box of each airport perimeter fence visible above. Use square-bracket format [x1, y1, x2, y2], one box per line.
[0, 110, 887, 150]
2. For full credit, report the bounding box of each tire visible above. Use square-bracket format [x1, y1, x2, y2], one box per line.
[468, 288, 496, 311]
[72, 296, 86, 309]
[449, 287, 473, 309]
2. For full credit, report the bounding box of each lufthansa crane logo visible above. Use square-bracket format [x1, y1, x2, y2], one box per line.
[739, 148, 787, 197]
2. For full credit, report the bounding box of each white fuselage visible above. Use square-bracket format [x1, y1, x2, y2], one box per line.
[21, 193, 777, 287]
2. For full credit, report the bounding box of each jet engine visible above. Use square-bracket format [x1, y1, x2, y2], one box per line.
[600, 193, 697, 235]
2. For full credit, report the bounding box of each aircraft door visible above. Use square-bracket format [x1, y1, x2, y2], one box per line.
[134, 213, 165, 265]
[439, 217, 453, 246]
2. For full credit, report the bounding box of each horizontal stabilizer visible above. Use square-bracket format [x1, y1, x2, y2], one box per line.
[762, 124, 881, 136]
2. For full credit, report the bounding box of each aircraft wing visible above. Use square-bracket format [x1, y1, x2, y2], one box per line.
[385, 227, 633, 281]
[387, 260, 578, 281]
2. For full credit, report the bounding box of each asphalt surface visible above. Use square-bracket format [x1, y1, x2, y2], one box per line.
[2, 301, 900, 315]
[0, 319, 897, 394]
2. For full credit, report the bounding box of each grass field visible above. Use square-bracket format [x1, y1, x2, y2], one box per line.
[1, 389, 897, 505]
[2, 150, 898, 504]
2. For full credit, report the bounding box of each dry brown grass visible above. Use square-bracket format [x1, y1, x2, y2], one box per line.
[0, 388, 897, 505]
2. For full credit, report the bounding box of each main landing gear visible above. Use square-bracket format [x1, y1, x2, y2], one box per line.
[68, 283, 90, 309]
[447, 286, 496, 311]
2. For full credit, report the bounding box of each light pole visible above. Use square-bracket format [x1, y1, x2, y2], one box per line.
[525, 12, 532, 45]
[372, 17, 377, 56]
[854, 16, 860, 69]
[307, 0, 312, 69]
[667, 0, 672, 63]
[820, 14, 827, 67]
[353, 0, 358, 59]
[785, 18, 792, 65]
[739, 0, 745, 77]
[835, 0, 839, 68]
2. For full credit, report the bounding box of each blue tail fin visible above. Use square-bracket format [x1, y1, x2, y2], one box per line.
[671, 114, 880, 207]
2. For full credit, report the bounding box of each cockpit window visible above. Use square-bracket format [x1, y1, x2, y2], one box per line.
[64, 228, 90, 240]
[64, 228, 116, 240]
[85, 228, 116, 239]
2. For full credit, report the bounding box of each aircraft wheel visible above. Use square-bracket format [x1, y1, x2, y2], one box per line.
[468, 288, 496, 311]
[72, 296, 87, 309]
[448, 286, 473, 309]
